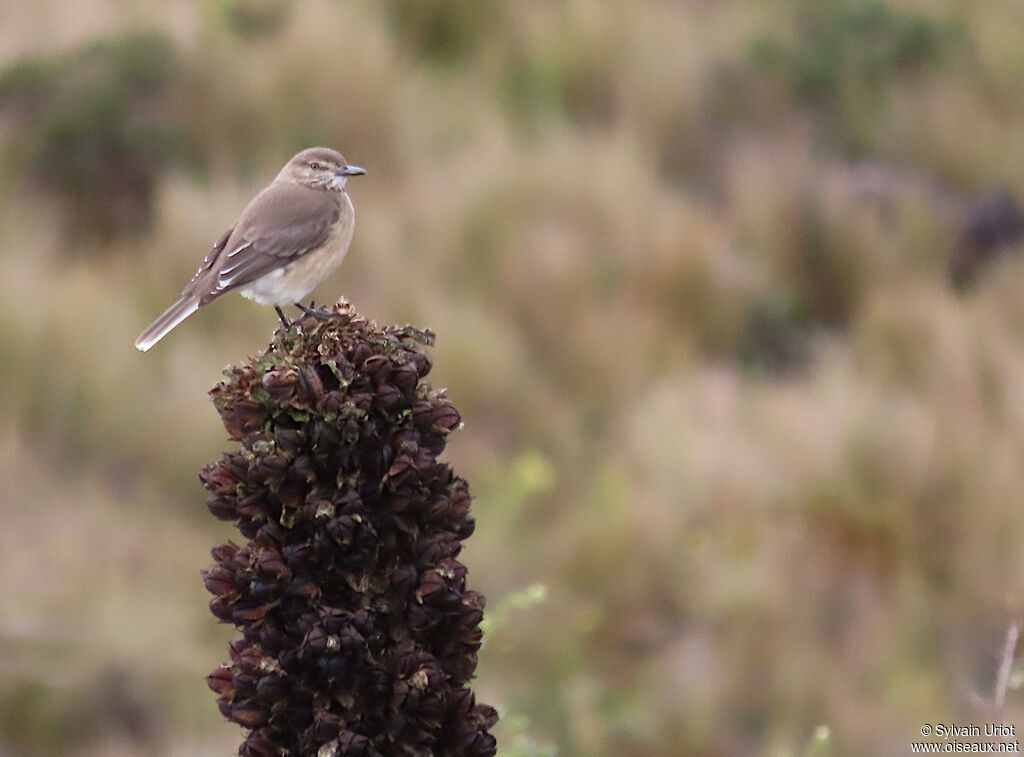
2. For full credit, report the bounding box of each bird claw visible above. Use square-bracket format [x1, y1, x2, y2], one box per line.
[295, 302, 334, 321]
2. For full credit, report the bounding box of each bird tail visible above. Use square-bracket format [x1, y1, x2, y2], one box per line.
[134, 296, 200, 352]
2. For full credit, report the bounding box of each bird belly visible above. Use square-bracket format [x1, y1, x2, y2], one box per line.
[238, 203, 354, 306]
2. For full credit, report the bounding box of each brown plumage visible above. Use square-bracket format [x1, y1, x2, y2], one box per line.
[135, 147, 365, 352]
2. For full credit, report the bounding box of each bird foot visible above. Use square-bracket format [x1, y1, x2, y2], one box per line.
[295, 302, 335, 321]
[275, 306, 292, 329]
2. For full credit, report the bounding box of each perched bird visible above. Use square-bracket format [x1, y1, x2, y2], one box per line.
[135, 146, 365, 352]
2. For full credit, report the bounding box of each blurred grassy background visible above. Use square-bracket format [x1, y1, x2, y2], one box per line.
[3, 0, 1024, 754]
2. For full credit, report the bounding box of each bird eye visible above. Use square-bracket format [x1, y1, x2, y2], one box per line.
[308, 161, 322, 171]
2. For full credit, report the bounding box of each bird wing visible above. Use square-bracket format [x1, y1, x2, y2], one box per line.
[188, 182, 342, 304]
[180, 226, 233, 299]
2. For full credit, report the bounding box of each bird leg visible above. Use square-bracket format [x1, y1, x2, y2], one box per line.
[275, 306, 291, 329]
[295, 301, 334, 320]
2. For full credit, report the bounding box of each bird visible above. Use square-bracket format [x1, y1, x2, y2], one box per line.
[134, 146, 365, 352]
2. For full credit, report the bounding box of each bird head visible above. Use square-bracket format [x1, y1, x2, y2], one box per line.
[281, 147, 366, 191]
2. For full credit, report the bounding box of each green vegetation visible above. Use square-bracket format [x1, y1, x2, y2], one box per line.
[0, 31, 187, 241]
[384, 0, 495, 66]
[749, 0, 961, 154]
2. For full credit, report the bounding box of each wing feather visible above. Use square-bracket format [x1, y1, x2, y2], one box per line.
[189, 182, 341, 304]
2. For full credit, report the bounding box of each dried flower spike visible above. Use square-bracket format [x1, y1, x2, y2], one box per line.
[201, 302, 497, 757]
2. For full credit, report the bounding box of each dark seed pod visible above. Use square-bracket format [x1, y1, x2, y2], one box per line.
[390, 362, 418, 396]
[409, 350, 432, 378]
[239, 732, 278, 757]
[199, 462, 238, 493]
[431, 404, 461, 432]
[273, 427, 305, 456]
[362, 355, 392, 384]
[294, 364, 326, 407]
[262, 368, 298, 401]
[207, 494, 238, 520]
[202, 566, 237, 597]
[373, 383, 402, 411]
[350, 342, 372, 368]
[202, 302, 494, 756]
[206, 666, 235, 697]
[221, 399, 267, 439]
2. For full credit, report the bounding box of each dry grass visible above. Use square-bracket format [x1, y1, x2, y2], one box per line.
[3, 0, 1024, 754]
